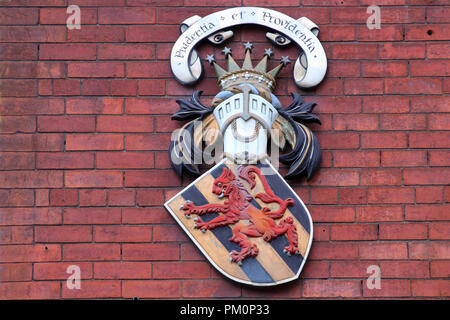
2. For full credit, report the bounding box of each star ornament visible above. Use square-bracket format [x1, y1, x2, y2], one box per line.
[222, 47, 232, 56]
[244, 42, 253, 51]
[264, 48, 273, 57]
[281, 56, 291, 66]
[205, 54, 215, 64]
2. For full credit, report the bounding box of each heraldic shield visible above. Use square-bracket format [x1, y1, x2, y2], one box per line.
[165, 159, 313, 286]
[164, 7, 327, 286]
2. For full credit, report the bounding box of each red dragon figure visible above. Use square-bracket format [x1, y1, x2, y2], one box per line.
[181, 165, 300, 264]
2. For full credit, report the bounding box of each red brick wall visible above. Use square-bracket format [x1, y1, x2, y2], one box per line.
[0, 0, 448, 299]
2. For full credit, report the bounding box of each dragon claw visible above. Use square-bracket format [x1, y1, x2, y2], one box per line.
[193, 217, 198, 222]
[201, 229, 206, 233]
[185, 214, 190, 219]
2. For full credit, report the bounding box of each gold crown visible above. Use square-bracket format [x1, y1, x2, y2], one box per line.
[205, 42, 291, 92]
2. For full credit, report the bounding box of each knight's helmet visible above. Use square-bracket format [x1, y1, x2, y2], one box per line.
[207, 43, 290, 164]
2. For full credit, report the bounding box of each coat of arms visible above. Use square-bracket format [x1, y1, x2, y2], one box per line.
[164, 7, 327, 286]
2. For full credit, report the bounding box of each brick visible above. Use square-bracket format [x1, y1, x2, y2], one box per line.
[313, 225, 330, 241]
[0, 26, 65, 42]
[136, 189, 164, 206]
[381, 114, 426, 130]
[357, 206, 402, 223]
[36, 189, 49, 207]
[108, 189, 135, 206]
[0, 226, 33, 244]
[35, 226, 92, 243]
[381, 150, 427, 167]
[430, 261, 450, 278]
[320, 26, 356, 42]
[406, 205, 450, 221]
[0, 171, 62, 188]
[50, 189, 78, 206]
[0, 244, 60, 263]
[40, 44, 96, 60]
[385, 78, 442, 95]
[361, 132, 407, 149]
[416, 186, 443, 203]
[300, 261, 329, 279]
[361, 169, 402, 186]
[98, 44, 155, 60]
[404, 168, 450, 185]
[0, 152, 34, 170]
[68, 62, 124, 78]
[79, 189, 107, 207]
[331, 224, 378, 241]
[309, 243, 359, 260]
[368, 186, 414, 204]
[411, 60, 450, 77]
[38, 116, 95, 132]
[0, 98, 63, 115]
[34, 262, 92, 280]
[128, 0, 182, 6]
[0, 189, 34, 207]
[67, 98, 123, 114]
[62, 280, 121, 299]
[53, 79, 80, 96]
[0, 263, 32, 281]
[410, 242, 450, 260]
[65, 171, 122, 188]
[303, 280, 361, 298]
[0, 44, 37, 60]
[0, 208, 61, 226]
[37, 152, 94, 169]
[95, 226, 152, 242]
[126, 25, 181, 42]
[309, 206, 355, 223]
[0, 116, 35, 134]
[334, 114, 378, 131]
[127, 61, 171, 78]
[405, 24, 450, 41]
[63, 244, 121, 261]
[0, 62, 64, 79]
[153, 261, 210, 279]
[334, 151, 379, 168]
[363, 280, 411, 298]
[97, 116, 154, 133]
[94, 262, 152, 279]
[183, 280, 241, 298]
[360, 242, 408, 259]
[331, 261, 378, 278]
[0, 79, 37, 97]
[64, 208, 121, 224]
[153, 225, 188, 242]
[332, 43, 377, 60]
[125, 170, 181, 187]
[126, 97, 178, 115]
[316, 132, 360, 149]
[139, 79, 165, 95]
[427, 43, 450, 59]
[409, 132, 450, 148]
[310, 188, 338, 205]
[307, 169, 359, 187]
[429, 222, 450, 240]
[0, 134, 64, 152]
[40, 7, 97, 24]
[0, 282, 60, 300]
[243, 280, 300, 298]
[99, 7, 155, 24]
[340, 188, 367, 205]
[412, 280, 450, 297]
[362, 61, 408, 77]
[363, 96, 409, 113]
[358, 25, 403, 41]
[379, 223, 427, 240]
[123, 280, 181, 298]
[380, 261, 429, 279]
[82, 79, 109, 96]
[68, 26, 125, 42]
[379, 43, 425, 59]
[66, 134, 124, 151]
[428, 114, 450, 130]
[110, 80, 137, 96]
[122, 243, 179, 261]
